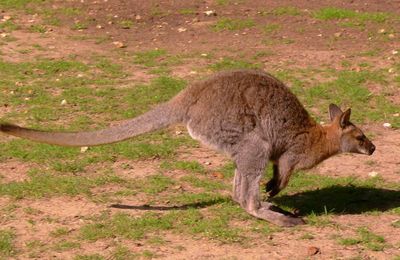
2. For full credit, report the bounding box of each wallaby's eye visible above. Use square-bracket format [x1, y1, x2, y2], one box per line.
[356, 135, 365, 142]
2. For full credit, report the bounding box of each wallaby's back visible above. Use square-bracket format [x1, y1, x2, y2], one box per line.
[179, 70, 315, 153]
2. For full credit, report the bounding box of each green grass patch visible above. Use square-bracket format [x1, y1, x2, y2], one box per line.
[137, 174, 175, 194]
[0, 229, 15, 257]
[0, 0, 42, 9]
[53, 240, 80, 252]
[81, 212, 173, 241]
[271, 6, 301, 16]
[0, 169, 125, 199]
[74, 254, 105, 260]
[212, 18, 255, 31]
[161, 160, 206, 173]
[50, 227, 70, 238]
[133, 49, 167, 67]
[313, 7, 389, 23]
[209, 58, 260, 71]
[290, 70, 400, 127]
[262, 23, 280, 34]
[71, 22, 88, 30]
[338, 227, 385, 251]
[178, 8, 196, 15]
[181, 175, 228, 191]
[29, 24, 47, 33]
[0, 20, 19, 32]
[118, 20, 134, 29]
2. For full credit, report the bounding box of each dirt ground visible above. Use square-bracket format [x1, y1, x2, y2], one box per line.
[0, 0, 400, 259]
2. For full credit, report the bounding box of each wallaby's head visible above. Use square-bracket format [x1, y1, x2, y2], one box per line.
[328, 104, 375, 155]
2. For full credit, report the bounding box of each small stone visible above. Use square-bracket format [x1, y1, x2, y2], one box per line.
[204, 10, 216, 16]
[177, 27, 187, 32]
[112, 41, 126, 48]
[96, 24, 103, 29]
[388, 34, 395, 39]
[392, 50, 398, 55]
[383, 122, 391, 128]
[80, 146, 89, 153]
[175, 131, 183, 135]
[212, 172, 224, 179]
[393, 113, 399, 117]
[204, 161, 212, 165]
[388, 68, 395, 73]
[307, 246, 320, 256]
[0, 33, 8, 38]
[77, 73, 84, 78]
[60, 99, 67, 105]
[15, 81, 23, 86]
[189, 71, 197, 75]
[135, 15, 141, 20]
[368, 171, 379, 177]
[201, 53, 208, 57]
[378, 28, 386, 34]
[334, 32, 342, 37]
[317, 34, 322, 37]
[2, 15, 11, 22]
[24, 97, 30, 101]
[172, 185, 183, 190]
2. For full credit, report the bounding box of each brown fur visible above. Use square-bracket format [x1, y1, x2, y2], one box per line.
[0, 69, 375, 226]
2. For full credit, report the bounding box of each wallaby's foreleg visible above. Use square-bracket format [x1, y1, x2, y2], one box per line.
[233, 136, 303, 227]
[265, 163, 279, 193]
[267, 155, 297, 198]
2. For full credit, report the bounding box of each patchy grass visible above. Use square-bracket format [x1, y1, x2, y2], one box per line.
[161, 160, 206, 174]
[209, 57, 260, 71]
[0, 169, 125, 199]
[313, 7, 389, 23]
[271, 6, 301, 16]
[132, 49, 184, 74]
[338, 227, 386, 251]
[290, 70, 400, 127]
[0, 0, 42, 9]
[0, 229, 15, 257]
[118, 20, 134, 29]
[262, 23, 280, 34]
[0, 20, 19, 32]
[212, 18, 255, 31]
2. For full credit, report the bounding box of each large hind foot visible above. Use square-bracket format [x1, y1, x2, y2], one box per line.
[247, 202, 305, 227]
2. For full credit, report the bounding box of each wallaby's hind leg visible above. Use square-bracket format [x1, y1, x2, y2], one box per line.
[233, 135, 304, 227]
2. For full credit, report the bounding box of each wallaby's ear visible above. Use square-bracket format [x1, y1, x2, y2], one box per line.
[329, 104, 343, 121]
[339, 108, 351, 128]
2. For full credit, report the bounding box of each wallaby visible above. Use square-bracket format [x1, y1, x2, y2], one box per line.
[0, 69, 376, 227]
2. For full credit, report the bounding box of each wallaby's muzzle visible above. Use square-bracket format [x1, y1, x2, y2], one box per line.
[368, 143, 376, 155]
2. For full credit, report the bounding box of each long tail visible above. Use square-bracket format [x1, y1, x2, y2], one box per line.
[0, 103, 180, 147]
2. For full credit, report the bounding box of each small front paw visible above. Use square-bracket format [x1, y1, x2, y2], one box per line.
[265, 179, 276, 193]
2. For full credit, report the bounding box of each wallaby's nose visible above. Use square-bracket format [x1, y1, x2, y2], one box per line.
[369, 144, 376, 155]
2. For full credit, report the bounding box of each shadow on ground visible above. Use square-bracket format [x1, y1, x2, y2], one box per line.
[273, 185, 400, 216]
[109, 197, 229, 211]
[109, 186, 400, 217]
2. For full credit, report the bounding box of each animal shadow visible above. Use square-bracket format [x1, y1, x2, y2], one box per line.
[272, 185, 400, 216]
[109, 197, 228, 211]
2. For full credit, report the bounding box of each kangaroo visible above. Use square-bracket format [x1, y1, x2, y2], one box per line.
[0, 69, 375, 226]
